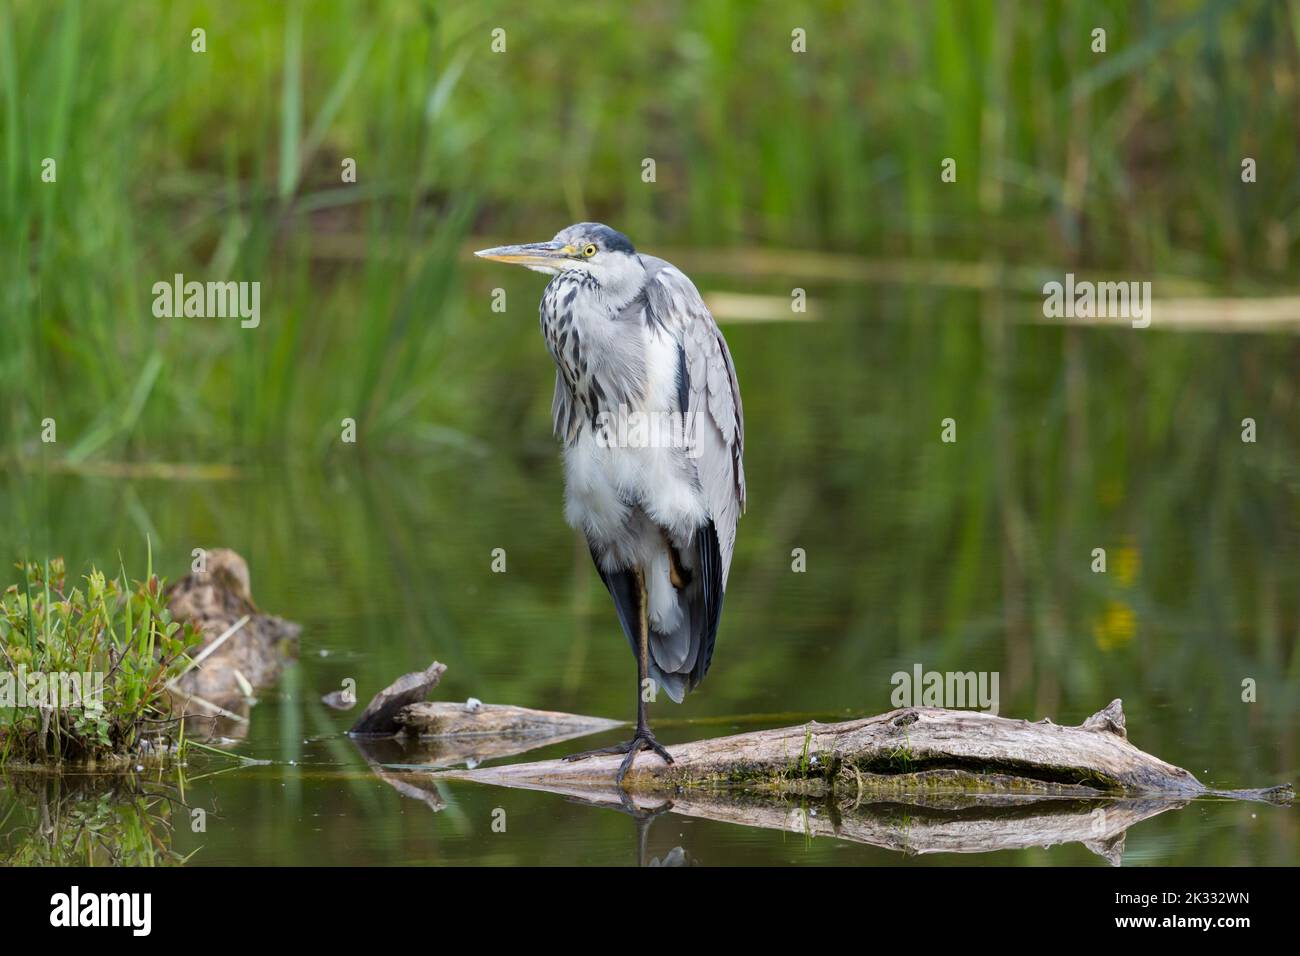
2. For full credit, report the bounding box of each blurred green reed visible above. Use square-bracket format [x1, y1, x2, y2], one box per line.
[1, 1, 1297, 464]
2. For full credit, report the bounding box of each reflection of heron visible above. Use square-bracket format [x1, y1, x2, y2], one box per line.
[478, 224, 745, 784]
[563, 790, 686, 867]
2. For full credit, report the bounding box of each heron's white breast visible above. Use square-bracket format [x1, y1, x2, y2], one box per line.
[562, 326, 706, 559]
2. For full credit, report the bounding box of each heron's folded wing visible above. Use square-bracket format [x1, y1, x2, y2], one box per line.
[641, 259, 746, 587]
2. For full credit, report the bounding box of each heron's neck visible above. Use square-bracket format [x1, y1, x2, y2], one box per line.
[541, 272, 648, 423]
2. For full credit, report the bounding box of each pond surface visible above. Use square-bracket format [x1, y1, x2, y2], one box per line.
[3, 286, 1298, 865]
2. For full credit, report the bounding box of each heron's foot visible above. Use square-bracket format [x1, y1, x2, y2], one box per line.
[614, 732, 674, 785]
[562, 730, 674, 785]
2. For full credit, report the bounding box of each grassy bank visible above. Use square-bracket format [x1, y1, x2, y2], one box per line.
[0, 553, 198, 766]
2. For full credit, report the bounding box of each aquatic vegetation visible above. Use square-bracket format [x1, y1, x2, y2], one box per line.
[0, 554, 200, 766]
[0, 773, 189, 866]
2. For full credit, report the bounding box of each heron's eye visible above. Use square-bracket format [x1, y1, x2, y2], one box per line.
[582, 243, 597, 258]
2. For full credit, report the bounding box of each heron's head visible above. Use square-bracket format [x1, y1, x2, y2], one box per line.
[475, 223, 642, 288]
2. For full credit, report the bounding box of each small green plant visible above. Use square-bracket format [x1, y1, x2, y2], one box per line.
[0, 552, 200, 765]
[887, 737, 915, 774]
[798, 725, 813, 774]
[784, 723, 815, 779]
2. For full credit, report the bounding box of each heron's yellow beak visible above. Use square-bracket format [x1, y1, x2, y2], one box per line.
[474, 240, 576, 267]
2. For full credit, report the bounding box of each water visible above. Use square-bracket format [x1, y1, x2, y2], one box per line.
[3, 287, 1298, 865]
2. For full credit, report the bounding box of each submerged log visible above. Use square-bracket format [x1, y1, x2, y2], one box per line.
[436, 700, 1295, 804]
[397, 702, 622, 740]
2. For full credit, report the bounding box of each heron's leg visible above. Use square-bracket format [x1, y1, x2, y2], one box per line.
[634, 565, 651, 733]
[618, 566, 674, 780]
[562, 565, 673, 783]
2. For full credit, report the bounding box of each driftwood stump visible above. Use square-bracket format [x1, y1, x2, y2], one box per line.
[348, 661, 447, 735]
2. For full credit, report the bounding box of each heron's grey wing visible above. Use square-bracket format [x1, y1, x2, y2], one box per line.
[641, 259, 745, 694]
[642, 259, 746, 582]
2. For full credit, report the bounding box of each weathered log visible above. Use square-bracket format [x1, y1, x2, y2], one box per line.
[435, 700, 1294, 803]
[348, 661, 447, 735]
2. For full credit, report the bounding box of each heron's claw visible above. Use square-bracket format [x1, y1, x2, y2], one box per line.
[562, 731, 674, 786]
[615, 733, 673, 785]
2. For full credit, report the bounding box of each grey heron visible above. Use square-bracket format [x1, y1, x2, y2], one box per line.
[476, 223, 745, 785]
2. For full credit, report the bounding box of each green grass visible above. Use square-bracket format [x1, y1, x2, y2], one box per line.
[0, 552, 200, 765]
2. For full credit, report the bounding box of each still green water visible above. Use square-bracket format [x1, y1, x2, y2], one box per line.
[2, 287, 1298, 865]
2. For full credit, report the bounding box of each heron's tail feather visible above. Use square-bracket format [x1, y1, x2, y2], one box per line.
[688, 520, 724, 690]
[591, 563, 686, 702]
[650, 666, 687, 704]
[589, 519, 724, 702]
